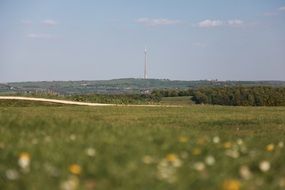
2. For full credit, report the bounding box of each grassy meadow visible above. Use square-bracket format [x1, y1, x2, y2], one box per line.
[160, 96, 193, 106]
[0, 100, 285, 190]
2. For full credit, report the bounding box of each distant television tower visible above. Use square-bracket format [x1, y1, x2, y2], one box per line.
[144, 47, 147, 79]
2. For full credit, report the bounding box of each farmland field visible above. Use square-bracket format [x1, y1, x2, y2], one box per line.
[160, 96, 193, 105]
[0, 100, 285, 190]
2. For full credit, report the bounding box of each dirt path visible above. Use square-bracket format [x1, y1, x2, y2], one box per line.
[0, 96, 115, 106]
[0, 96, 179, 107]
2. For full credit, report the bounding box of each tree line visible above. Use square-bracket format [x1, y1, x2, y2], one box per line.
[152, 87, 285, 106]
[151, 89, 194, 97]
[70, 94, 161, 104]
[10, 86, 285, 106]
[191, 86, 285, 106]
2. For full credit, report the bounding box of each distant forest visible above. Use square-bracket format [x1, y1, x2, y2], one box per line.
[1, 78, 285, 95]
[192, 87, 285, 106]
[153, 87, 285, 106]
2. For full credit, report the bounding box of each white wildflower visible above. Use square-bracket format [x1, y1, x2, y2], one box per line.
[237, 139, 243, 145]
[18, 152, 30, 172]
[60, 176, 79, 190]
[85, 148, 96, 157]
[213, 136, 220, 144]
[6, 169, 19, 180]
[70, 134, 76, 141]
[180, 151, 188, 159]
[193, 162, 205, 172]
[205, 155, 215, 166]
[157, 159, 176, 183]
[278, 141, 284, 148]
[225, 150, 240, 159]
[239, 165, 252, 180]
[259, 160, 270, 172]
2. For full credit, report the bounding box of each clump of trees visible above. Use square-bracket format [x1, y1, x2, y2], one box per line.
[191, 86, 285, 106]
[70, 94, 161, 104]
[13, 91, 162, 105]
[151, 89, 194, 97]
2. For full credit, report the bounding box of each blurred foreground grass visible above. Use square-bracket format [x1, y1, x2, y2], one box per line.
[0, 100, 285, 190]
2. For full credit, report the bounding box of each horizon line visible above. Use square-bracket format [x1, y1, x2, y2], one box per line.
[1, 78, 285, 84]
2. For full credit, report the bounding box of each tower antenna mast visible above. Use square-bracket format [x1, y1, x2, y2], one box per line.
[144, 47, 147, 79]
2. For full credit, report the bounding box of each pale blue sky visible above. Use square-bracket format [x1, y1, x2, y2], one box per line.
[1, 0, 285, 82]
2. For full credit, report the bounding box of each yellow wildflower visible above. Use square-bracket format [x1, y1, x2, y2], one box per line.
[166, 154, 178, 162]
[165, 154, 182, 167]
[223, 142, 232, 149]
[18, 152, 31, 169]
[197, 137, 207, 145]
[69, 164, 81, 175]
[142, 155, 154, 164]
[192, 148, 202, 155]
[178, 136, 188, 143]
[222, 179, 241, 190]
[266, 143, 275, 152]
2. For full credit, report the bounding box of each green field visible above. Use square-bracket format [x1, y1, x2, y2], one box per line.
[0, 100, 285, 190]
[160, 96, 193, 105]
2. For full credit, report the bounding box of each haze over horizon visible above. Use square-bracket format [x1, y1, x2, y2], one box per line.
[1, 0, 285, 82]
